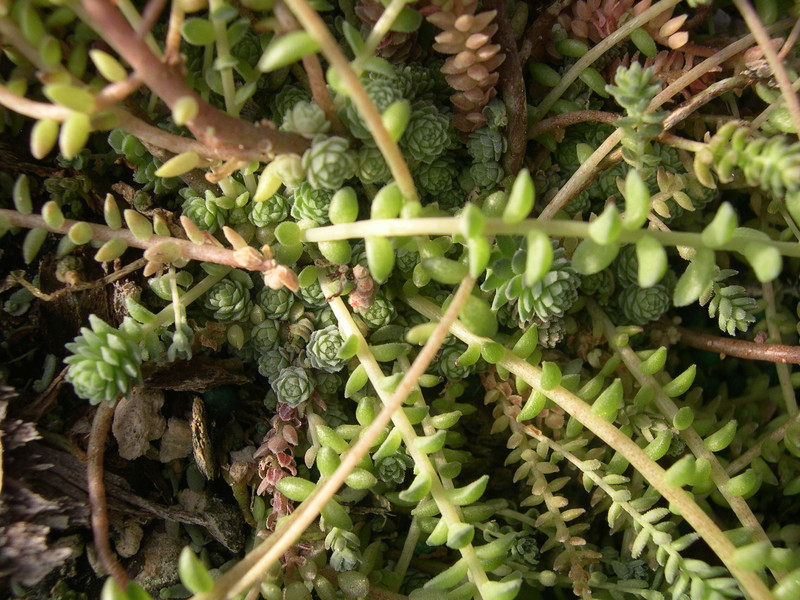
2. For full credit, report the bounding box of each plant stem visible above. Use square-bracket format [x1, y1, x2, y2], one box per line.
[191, 277, 475, 600]
[301, 215, 800, 258]
[588, 302, 782, 579]
[404, 295, 775, 600]
[540, 21, 793, 219]
[79, 0, 309, 160]
[531, 0, 681, 119]
[673, 324, 800, 365]
[760, 280, 798, 414]
[88, 402, 129, 588]
[726, 413, 800, 475]
[0, 209, 290, 276]
[358, 0, 408, 66]
[733, 0, 800, 136]
[288, 0, 419, 203]
[209, 0, 239, 115]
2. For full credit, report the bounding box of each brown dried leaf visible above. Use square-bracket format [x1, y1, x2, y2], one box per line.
[112, 386, 166, 460]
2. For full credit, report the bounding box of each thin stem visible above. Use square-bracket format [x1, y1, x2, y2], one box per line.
[209, 0, 239, 115]
[274, 2, 344, 135]
[761, 281, 798, 414]
[541, 22, 792, 219]
[726, 413, 800, 475]
[88, 402, 128, 587]
[749, 74, 800, 132]
[733, 0, 800, 136]
[673, 325, 800, 365]
[589, 302, 781, 579]
[0, 209, 289, 277]
[404, 295, 774, 600]
[288, 0, 419, 203]
[528, 110, 619, 139]
[532, 0, 681, 119]
[192, 278, 475, 600]
[78, 0, 309, 160]
[301, 216, 800, 258]
[358, 0, 408, 65]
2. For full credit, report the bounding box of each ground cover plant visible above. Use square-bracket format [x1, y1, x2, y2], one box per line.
[1, 0, 800, 599]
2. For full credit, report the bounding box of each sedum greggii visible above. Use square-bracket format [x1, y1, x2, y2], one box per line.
[2, 1, 800, 600]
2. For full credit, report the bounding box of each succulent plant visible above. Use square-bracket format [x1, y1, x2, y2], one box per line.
[361, 294, 396, 329]
[257, 285, 294, 320]
[281, 101, 331, 138]
[306, 325, 346, 373]
[249, 193, 290, 227]
[204, 278, 254, 323]
[257, 349, 290, 381]
[272, 366, 314, 407]
[291, 182, 334, 225]
[376, 451, 413, 484]
[467, 127, 506, 163]
[250, 319, 282, 354]
[469, 161, 505, 188]
[302, 136, 357, 191]
[414, 155, 459, 195]
[357, 144, 391, 184]
[401, 106, 453, 164]
[617, 284, 671, 325]
[64, 316, 142, 405]
[182, 190, 228, 233]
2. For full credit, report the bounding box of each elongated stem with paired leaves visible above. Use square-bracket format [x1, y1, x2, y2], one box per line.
[192, 278, 475, 600]
[404, 295, 774, 600]
[287, 0, 419, 203]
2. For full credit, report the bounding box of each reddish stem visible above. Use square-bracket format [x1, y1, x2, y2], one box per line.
[676, 326, 800, 365]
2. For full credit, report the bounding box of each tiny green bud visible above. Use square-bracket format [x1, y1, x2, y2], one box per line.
[639, 347, 667, 375]
[414, 430, 446, 454]
[89, 49, 127, 82]
[579, 67, 609, 97]
[447, 523, 475, 549]
[701, 202, 737, 248]
[59, 112, 91, 159]
[13, 174, 32, 214]
[623, 169, 650, 230]
[124, 209, 154, 241]
[258, 31, 321, 72]
[424, 559, 468, 590]
[673, 248, 715, 307]
[254, 164, 282, 202]
[635, 235, 666, 288]
[44, 84, 96, 113]
[104, 194, 122, 229]
[321, 497, 353, 530]
[592, 379, 623, 422]
[726, 468, 759, 497]
[173, 96, 200, 125]
[276, 476, 317, 502]
[743, 241, 782, 283]
[555, 38, 588, 57]
[422, 256, 468, 285]
[382, 100, 411, 142]
[330, 187, 359, 224]
[540, 361, 561, 391]
[503, 169, 534, 224]
[630, 28, 657, 57]
[154, 151, 200, 178]
[30, 119, 60, 159]
[407, 322, 438, 345]
[275, 221, 300, 246]
[345, 364, 368, 397]
[94, 237, 128, 262]
[518, 390, 546, 421]
[704, 420, 737, 452]
[446, 475, 488, 505]
[525, 230, 552, 286]
[23, 227, 48, 264]
[68, 221, 93, 245]
[366, 236, 394, 283]
[643, 429, 672, 460]
[178, 547, 213, 594]
[673, 406, 695, 430]
[529, 62, 561, 87]
[468, 236, 491, 278]
[589, 203, 622, 245]
[345, 467, 377, 490]
[371, 182, 403, 219]
[572, 238, 619, 275]
[662, 364, 696, 398]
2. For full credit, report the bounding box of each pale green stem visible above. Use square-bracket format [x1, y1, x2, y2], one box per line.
[115, 0, 163, 58]
[209, 0, 239, 115]
[392, 516, 422, 593]
[143, 269, 229, 336]
[726, 413, 800, 475]
[357, 0, 409, 67]
[288, 0, 419, 203]
[762, 280, 798, 415]
[540, 20, 793, 220]
[587, 301, 784, 580]
[331, 285, 490, 597]
[301, 216, 800, 258]
[532, 0, 681, 119]
[733, 0, 800, 136]
[749, 74, 800, 132]
[191, 277, 475, 600]
[404, 295, 775, 600]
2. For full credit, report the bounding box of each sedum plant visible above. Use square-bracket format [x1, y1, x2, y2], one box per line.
[1, 1, 800, 600]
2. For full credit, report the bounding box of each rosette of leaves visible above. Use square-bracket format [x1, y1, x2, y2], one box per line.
[257, 285, 294, 320]
[394, 63, 437, 100]
[361, 294, 396, 329]
[271, 85, 312, 124]
[281, 101, 330, 138]
[617, 284, 671, 325]
[613, 244, 639, 287]
[257, 349, 290, 381]
[315, 306, 338, 329]
[414, 155, 459, 195]
[534, 317, 567, 348]
[483, 98, 508, 130]
[272, 366, 314, 407]
[181, 189, 228, 233]
[325, 527, 362, 572]
[249, 193, 289, 226]
[483, 242, 581, 326]
[298, 280, 327, 308]
[291, 182, 334, 224]
[64, 315, 143, 405]
[400, 105, 453, 164]
[306, 325, 346, 373]
[375, 451, 413, 485]
[511, 533, 540, 568]
[315, 371, 342, 400]
[439, 340, 472, 381]
[699, 269, 758, 335]
[342, 76, 406, 139]
[355, 0, 419, 62]
[301, 135, 357, 190]
[251, 319, 281, 354]
[132, 158, 182, 195]
[204, 278, 253, 323]
[580, 269, 615, 305]
[469, 161, 505, 188]
[467, 127, 506, 163]
[357, 144, 391, 184]
[395, 248, 419, 275]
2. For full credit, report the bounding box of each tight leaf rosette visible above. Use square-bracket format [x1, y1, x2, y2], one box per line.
[204, 278, 253, 323]
[272, 366, 314, 407]
[307, 325, 346, 373]
[64, 315, 143, 405]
